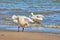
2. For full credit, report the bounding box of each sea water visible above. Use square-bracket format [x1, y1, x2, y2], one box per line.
[0, 0, 60, 33]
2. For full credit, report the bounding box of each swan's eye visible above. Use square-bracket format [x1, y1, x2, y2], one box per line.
[37, 16, 40, 18]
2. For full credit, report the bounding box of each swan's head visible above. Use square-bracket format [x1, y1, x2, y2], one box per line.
[31, 12, 34, 16]
[36, 15, 44, 18]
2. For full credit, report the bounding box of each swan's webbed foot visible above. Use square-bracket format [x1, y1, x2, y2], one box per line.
[22, 28, 24, 32]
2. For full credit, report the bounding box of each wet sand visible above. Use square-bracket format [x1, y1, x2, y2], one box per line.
[0, 30, 60, 40]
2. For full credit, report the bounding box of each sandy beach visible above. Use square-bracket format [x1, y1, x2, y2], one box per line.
[0, 30, 60, 40]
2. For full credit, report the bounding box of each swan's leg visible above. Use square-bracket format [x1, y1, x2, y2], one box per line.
[17, 26, 20, 32]
[22, 28, 24, 32]
[37, 22, 40, 24]
[34, 22, 39, 24]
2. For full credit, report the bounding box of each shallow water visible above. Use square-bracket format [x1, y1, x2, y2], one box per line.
[0, 10, 60, 33]
[0, 0, 60, 33]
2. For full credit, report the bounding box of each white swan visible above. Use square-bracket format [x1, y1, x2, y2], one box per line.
[12, 15, 34, 32]
[29, 12, 44, 23]
[3, 15, 34, 32]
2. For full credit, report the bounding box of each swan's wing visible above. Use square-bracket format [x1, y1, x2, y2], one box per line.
[22, 16, 34, 22]
[27, 18, 34, 22]
[29, 15, 44, 20]
[13, 20, 18, 23]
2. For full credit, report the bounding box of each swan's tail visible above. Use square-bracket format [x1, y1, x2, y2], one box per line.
[31, 12, 34, 16]
[12, 15, 17, 20]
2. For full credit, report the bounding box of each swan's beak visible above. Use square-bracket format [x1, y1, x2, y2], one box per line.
[40, 15, 44, 18]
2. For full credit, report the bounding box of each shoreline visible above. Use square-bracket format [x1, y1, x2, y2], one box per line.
[0, 30, 60, 34]
[0, 30, 60, 40]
